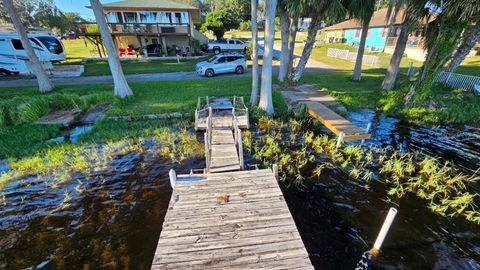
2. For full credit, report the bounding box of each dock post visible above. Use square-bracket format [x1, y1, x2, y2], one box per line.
[361, 122, 372, 145]
[272, 164, 279, 181]
[336, 132, 345, 149]
[169, 169, 177, 189]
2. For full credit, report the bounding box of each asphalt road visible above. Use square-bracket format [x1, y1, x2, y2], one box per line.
[0, 47, 335, 88]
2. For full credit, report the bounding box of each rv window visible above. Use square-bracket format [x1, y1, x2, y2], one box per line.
[29, 38, 42, 47]
[36, 36, 63, 54]
[11, 39, 23, 50]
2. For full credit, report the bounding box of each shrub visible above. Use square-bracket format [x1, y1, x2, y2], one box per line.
[239, 20, 251, 31]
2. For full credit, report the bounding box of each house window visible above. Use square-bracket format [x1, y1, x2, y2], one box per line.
[139, 12, 158, 23]
[355, 29, 361, 38]
[181, 12, 189, 24]
[166, 13, 173, 23]
[124, 12, 138, 23]
[106, 12, 122, 23]
[381, 27, 388, 37]
[174, 13, 182, 24]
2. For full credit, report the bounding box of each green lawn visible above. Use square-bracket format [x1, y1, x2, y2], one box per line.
[0, 76, 286, 159]
[82, 58, 204, 76]
[303, 43, 479, 76]
[61, 38, 207, 76]
[301, 43, 424, 71]
[455, 55, 480, 76]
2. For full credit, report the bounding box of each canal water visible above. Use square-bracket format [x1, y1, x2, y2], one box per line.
[0, 111, 479, 269]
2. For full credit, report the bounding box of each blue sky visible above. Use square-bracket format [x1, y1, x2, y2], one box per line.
[54, 0, 118, 20]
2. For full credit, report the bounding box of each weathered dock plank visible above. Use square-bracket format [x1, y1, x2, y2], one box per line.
[281, 85, 370, 141]
[152, 169, 313, 270]
[304, 102, 370, 140]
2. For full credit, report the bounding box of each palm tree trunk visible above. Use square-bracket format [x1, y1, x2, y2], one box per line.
[292, 16, 320, 82]
[250, 0, 259, 107]
[4, 0, 53, 92]
[277, 9, 290, 82]
[258, 0, 277, 114]
[352, 19, 370, 81]
[381, 26, 409, 90]
[90, 0, 133, 98]
[287, 16, 299, 79]
[445, 22, 480, 73]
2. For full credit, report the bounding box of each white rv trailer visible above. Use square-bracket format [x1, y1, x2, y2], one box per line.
[0, 32, 66, 75]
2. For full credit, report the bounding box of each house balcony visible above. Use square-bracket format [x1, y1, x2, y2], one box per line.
[76, 22, 191, 37]
[386, 36, 425, 48]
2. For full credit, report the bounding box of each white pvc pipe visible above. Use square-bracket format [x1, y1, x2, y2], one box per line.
[169, 169, 177, 189]
[372, 208, 398, 254]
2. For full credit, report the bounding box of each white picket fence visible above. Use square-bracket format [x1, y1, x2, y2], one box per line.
[326, 48, 379, 67]
[436, 72, 480, 93]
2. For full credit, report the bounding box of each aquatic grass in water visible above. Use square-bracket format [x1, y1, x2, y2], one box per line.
[0, 126, 202, 192]
[250, 116, 480, 224]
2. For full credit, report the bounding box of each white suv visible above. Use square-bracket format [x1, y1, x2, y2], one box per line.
[196, 53, 247, 77]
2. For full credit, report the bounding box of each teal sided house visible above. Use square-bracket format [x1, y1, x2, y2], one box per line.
[320, 8, 406, 52]
[343, 27, 389, 52]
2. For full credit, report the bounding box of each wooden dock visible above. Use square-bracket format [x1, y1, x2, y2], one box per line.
[209, 128, 241, 173]
[195, 97, 249, 130]
[152, 97, 313, 269]
[281, 85, 371, 141]
[152, 169, 313, 269]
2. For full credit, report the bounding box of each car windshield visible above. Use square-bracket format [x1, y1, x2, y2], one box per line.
[207, 56, 218, 63]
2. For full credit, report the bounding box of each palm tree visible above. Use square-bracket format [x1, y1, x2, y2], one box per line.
[3, 0, 53, 92]
[90, 0, 133, 98]
[258, 0, 277, 114]
[250, 0, 260, 107]
[381, 4, 419, 90]
[349, 0, 376, 81]
[445, 20, 480, 73]
[291, 0, 347, 82]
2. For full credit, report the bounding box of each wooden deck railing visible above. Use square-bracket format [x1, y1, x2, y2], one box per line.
[75, 22, 190, 36]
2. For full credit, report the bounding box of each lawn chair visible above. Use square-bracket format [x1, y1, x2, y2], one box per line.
[127, 46, 135, 55]
[119, 48, 126, 57]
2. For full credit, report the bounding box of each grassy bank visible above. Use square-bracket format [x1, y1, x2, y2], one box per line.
[0, 76, 290, 159]
[299, 71, 480, 125]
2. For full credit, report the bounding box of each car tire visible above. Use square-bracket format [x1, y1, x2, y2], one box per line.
[213, 48, 220, 55]
[235, 66, 244, 75]
[205, 69, 215, 78]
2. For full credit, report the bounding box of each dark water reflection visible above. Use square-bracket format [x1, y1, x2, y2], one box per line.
[348, 109, 480, 174]
[282, 109, 480, 270]
[1, 110, 480, 269]
[0, 150, 201, 269]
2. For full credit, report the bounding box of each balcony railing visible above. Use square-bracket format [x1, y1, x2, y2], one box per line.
[386, 36, 425, 48]
[76, 22, 190, 36]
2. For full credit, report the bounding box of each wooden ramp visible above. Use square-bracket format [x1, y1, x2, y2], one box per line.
[209, 128, 241, 173]
[304, 102, 370, 141]
[151, 169, 313, 269]
[281, 86, 370, 141]
[195, 96, 249, 131]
